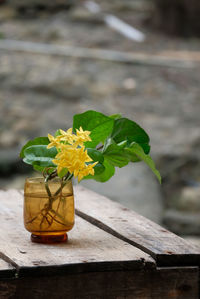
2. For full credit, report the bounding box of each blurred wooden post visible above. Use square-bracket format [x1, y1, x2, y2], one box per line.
[152, 0, 200, 36]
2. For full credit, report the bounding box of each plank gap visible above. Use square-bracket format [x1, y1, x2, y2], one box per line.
[75, 208, 200, 268]
[75, 208, 157, 263]
[0, 252, 19, 271]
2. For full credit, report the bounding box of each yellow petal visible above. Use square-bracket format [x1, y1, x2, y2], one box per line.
[48, 134, 54, 142]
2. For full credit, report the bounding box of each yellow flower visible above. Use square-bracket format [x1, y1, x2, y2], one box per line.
[76, 126, 91, 139]
[60, 128, 73, 135]
[52, 146, 97, 181]
[47, 134, 61, 149]
[58, 128, 75, 145]
[75, 163, 97, 182]
[80, 164, 96, 177]
[75, 126, 91, 146]
[47, 127, 91, 150]
[48, 127, 97, 181]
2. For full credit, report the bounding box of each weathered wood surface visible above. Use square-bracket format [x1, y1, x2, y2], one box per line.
[0, 189, 155, 278]
[0, 267, 198, 299]
[0, 188, 199, 298]
[75, 186, 200, 267]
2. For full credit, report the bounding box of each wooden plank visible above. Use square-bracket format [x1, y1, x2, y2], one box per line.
[0, 267, 198, 299]
[0, 259, 16, 279]
[74, 186, 200, 267]
[0, 259, 16, 298]
[0, 189, 199, 298]
[0, 39, 194, 69]
[0, 190, 155, 277]
[0, 280, 16, 299]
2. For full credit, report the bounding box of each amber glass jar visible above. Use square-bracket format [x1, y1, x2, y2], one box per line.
[24, 177, 74, 244]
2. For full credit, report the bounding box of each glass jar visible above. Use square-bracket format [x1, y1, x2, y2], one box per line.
[24, 177, 74, 244]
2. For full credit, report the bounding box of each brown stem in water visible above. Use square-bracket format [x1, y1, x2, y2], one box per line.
[27, 173, 73, 228]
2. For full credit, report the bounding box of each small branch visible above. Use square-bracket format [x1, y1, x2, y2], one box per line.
[27, 175, 73, 228]
[96, 145, 103, 150]
[48, 211, 67, 226]
[53, 174, 73, 199]
[48, 183, 63, 227]
[26, 214, 38, 224]
[44, 176, 52, 199]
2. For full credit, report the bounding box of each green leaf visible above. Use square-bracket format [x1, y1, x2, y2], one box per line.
[20, 137, 49, 158]
[23, 145, 57, 167]
[109, 113, 122, 120]
[87, 148, 104, 164]
[95, 158, 115, 182]
[54, 129, 62, 137]
[111, 118, 150, 154]
[84, 158, 115, 182]
[58, 168, 68, 178]
[125, 143, 161, 183]
[33, 165, 56, 174]
[33, 165, 46, 173]
[73, 110, 114, 148]
[93, 163, 105, 175]
[124, 151, 140, 163]
[102, 138, 129, 168]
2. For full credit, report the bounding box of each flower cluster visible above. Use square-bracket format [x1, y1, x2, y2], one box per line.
[47, 127, 97, 181]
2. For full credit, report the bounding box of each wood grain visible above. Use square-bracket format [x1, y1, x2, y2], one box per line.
[75, 186, 200, 267]
[0, 189, 199, 298]
[0, 266, 198, 299]
[0, 189, 155, 277]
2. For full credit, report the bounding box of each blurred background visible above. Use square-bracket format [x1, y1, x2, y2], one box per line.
[0, 0, 200, 246]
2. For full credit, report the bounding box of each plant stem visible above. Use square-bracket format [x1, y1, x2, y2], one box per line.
[53, 173, 73, 199]
[44, 176, 52, 199]
[96, 144, 103, 150]
[27, 173, 73, 228]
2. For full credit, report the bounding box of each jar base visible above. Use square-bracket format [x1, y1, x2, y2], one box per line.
[31, 233, 68, 244]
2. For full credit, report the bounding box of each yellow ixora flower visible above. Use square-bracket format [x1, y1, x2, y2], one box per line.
[58, 128, 76, 145]
[75, 126, 91, 146]
[47, 134, 61, 149]
[49, 127, 97, 181]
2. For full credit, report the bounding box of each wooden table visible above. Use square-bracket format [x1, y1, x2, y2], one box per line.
[0, 186, 200, 299]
